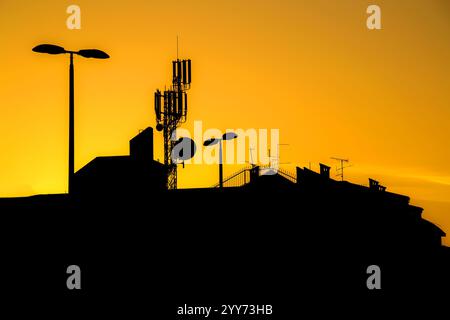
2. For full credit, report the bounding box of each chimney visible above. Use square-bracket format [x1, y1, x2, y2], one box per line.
[250, 166, 260, 183]
[369, 178, 386, 191]
[369, 178, 379, 190]
[130, 127, 154, 162]
[296, 166, 302, 184]
[319, 163, 331, 179]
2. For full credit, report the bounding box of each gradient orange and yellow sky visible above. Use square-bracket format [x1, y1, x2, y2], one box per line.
[0, 0, 449, 244]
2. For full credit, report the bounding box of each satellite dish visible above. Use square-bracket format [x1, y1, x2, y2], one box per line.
[156, 123, 164, 132]
[172, 137, 197, 161]
[260, 168, 277, 176]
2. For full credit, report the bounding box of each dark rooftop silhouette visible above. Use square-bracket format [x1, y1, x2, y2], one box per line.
[1, 125, 449, 312]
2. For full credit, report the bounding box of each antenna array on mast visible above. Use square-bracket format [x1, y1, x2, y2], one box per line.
[154, 43, 192, 190]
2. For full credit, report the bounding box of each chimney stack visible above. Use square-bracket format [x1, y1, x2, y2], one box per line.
[369, 178, 386, 191]
[130, 127, 154, 162]
[319, 163, 331, 179]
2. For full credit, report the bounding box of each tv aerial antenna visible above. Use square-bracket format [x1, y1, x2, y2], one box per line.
[330, 157, 351, 181]
[269, 144, 290, 168]
[247, 147, 257, 168]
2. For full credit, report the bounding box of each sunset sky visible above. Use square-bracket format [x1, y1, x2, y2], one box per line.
[0, 0, 449, 244]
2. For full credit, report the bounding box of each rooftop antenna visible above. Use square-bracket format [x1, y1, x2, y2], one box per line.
[330, 157, 351, 181]
[248, 147, 257, 168]
[271, 144, 290, 168]
[257, 144, 290, 176]
[154, 42, 192, 190]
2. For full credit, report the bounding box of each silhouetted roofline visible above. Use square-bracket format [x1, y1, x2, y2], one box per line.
[75, 155, 164, 176]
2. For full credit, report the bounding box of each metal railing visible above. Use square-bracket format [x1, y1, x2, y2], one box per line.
[211, 166, 252, 188]
[211, 166, 297, 188]
[270, 166, 297, 183]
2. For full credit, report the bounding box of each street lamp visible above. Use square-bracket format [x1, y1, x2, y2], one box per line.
[204, 132, 238, 188]
[32, 44, 109, 195]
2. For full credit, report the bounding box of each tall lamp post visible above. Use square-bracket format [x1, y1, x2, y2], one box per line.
[204, 132, 238, 188]
[32, 44, 109, 195]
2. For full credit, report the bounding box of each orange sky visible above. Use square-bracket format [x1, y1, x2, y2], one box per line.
[0, 0, 449, 244]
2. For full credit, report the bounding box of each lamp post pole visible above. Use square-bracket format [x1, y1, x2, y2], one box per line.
[204, 132, 237, 189]
[69, 53, 75, 194]
[32, 44, 109, 195]
[219, 141, 223, 189]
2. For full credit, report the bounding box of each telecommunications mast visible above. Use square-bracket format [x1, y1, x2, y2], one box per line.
[154, 53, 192, 190]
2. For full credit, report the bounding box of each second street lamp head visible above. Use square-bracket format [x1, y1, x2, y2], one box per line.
[203, 138, 219, 147]
[223, 132, 238, 141]
[77, 49, 110, 59]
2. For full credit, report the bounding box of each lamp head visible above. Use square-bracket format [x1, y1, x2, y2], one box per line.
[32, 44, 66, 55]
[77, 49, 110, 59]
[222, 132, 238, 141]
[203, 138, 219, 147]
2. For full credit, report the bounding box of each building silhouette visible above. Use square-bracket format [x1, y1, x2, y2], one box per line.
[0, 125, 449, 309]
[73, 127, 166, 196]
[69, 126, 447, 252]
